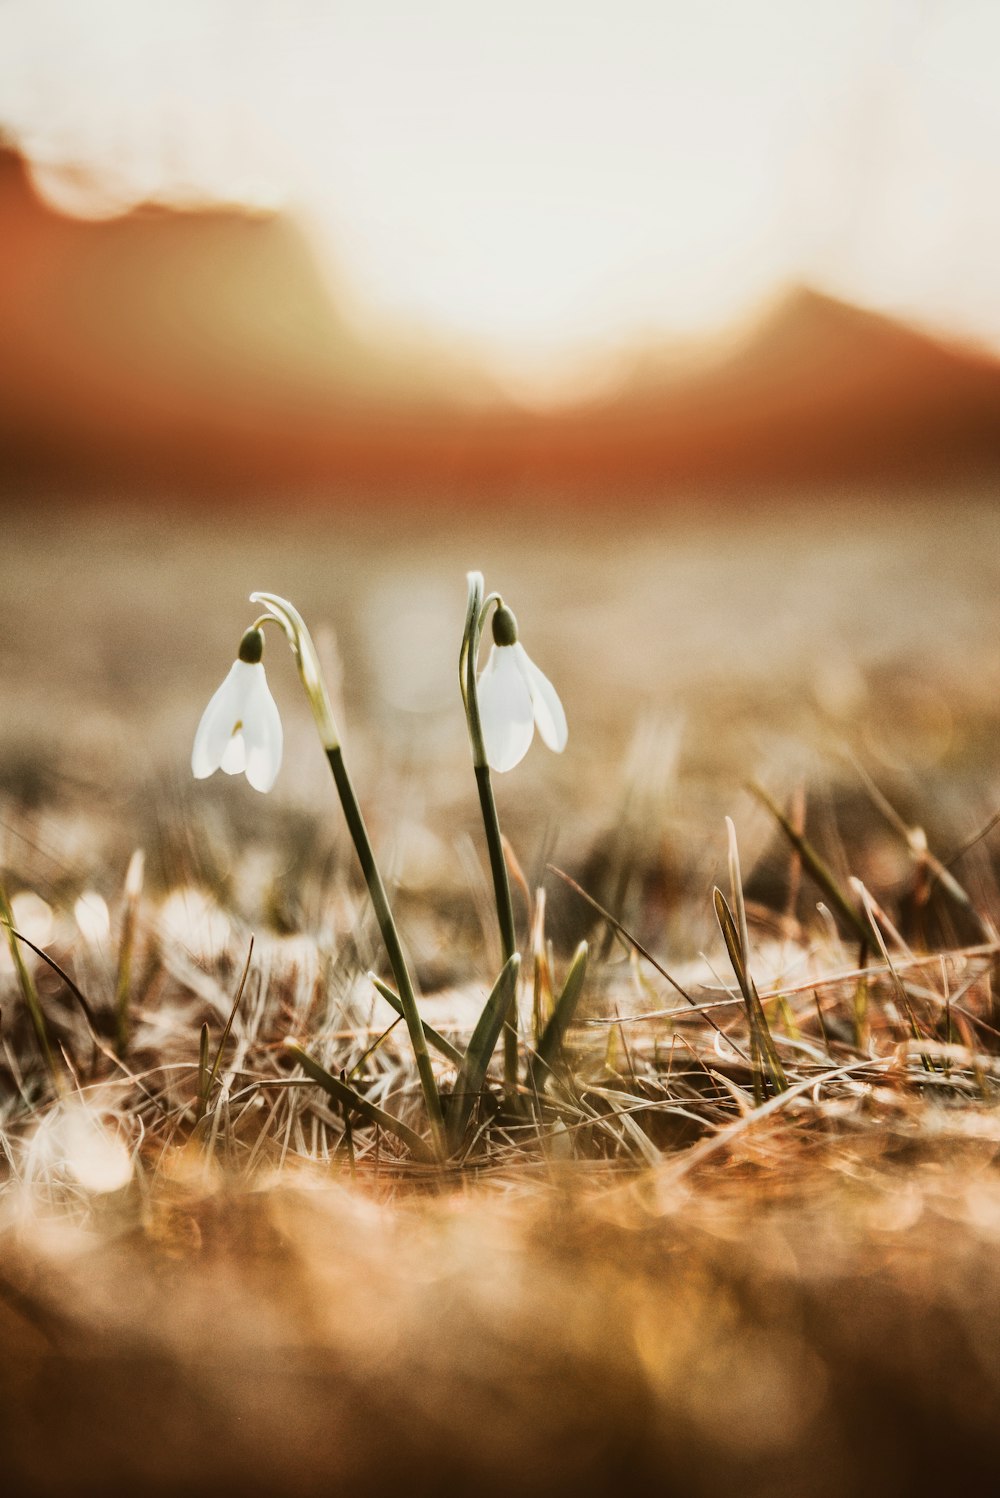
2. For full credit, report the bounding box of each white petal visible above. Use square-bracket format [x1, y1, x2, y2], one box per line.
[241, 669, 283, 793]
[191, 662, 252, 780]
[477, 644, 534, 772]
[220, 733, 247, 774]
[514, 643, 568, 753]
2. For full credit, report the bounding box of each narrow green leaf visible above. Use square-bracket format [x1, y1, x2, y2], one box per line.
[714, 886, 748, 990]
[448, 953, 521, 1150]
[284, 1040, 435, 1163]
[532, 941, 589, 1079]
[0, 883, 58, 1082]
[369, 973, 464, 1067]
[546, 863, 750, 1064]
[1, 923, 96, 1027]
[714, 887, 787, 1097]
[749, 782, 872, 946]
[714, 887, 763, 1104]
[745, 981, 788, 1095]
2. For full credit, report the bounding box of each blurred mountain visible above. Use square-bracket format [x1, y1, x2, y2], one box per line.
[519, 287, 1000, 487]
[0, 147, 496, 488]
[602, 286, 1000, 477]
[1, 145, 999, 495]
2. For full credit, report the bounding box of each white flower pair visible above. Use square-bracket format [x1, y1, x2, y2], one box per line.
[192, 593, 566, 790]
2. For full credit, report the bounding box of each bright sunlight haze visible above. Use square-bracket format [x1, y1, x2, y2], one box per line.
[2, 0, 999, 398]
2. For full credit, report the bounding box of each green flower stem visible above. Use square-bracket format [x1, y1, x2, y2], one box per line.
[325, 747, 445, 1154]
[251, 591, 445, 1158]
[475, 763, 519, 1086]
[474, 765, 517, 960]
[461, 571, 520, 1096]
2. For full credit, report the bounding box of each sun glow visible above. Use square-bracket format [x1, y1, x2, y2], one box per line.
[2, 1, 1000, 391]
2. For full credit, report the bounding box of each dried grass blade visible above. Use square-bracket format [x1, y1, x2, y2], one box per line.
[205, 936, 254, 1100]
[195, 1022, 211, 1123]
[115, 848, 144, 1055]
[531, 888, 554, 1042]
[547, 864, 749, 1060]
[852, 880, 933, 1071]
[283, 1040, 435, 1163]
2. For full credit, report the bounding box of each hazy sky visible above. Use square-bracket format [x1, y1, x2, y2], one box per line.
[1, 0, 998, 393]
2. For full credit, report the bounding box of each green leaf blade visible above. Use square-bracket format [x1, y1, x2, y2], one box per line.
[448, 953, 521, 1151]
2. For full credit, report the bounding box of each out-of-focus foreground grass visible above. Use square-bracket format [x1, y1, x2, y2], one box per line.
[1, 489, 1000, 1496]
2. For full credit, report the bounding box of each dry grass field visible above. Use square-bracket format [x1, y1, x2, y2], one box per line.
[2, 488, 1000, 1495]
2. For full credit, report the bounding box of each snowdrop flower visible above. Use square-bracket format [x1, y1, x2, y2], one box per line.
[477, 604, 567, 772]
[191, 628, 282, 793]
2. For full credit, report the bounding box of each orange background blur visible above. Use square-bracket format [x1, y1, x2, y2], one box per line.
[1, 3, 999, 499]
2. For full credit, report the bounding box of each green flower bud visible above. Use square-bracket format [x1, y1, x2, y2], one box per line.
[491, 604, 519, 647]
[238, 627, 265, 664]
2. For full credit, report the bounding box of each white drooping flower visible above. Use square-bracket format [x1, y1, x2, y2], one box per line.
[477, 604, 567, 773]
[191, 629, 283, 793]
